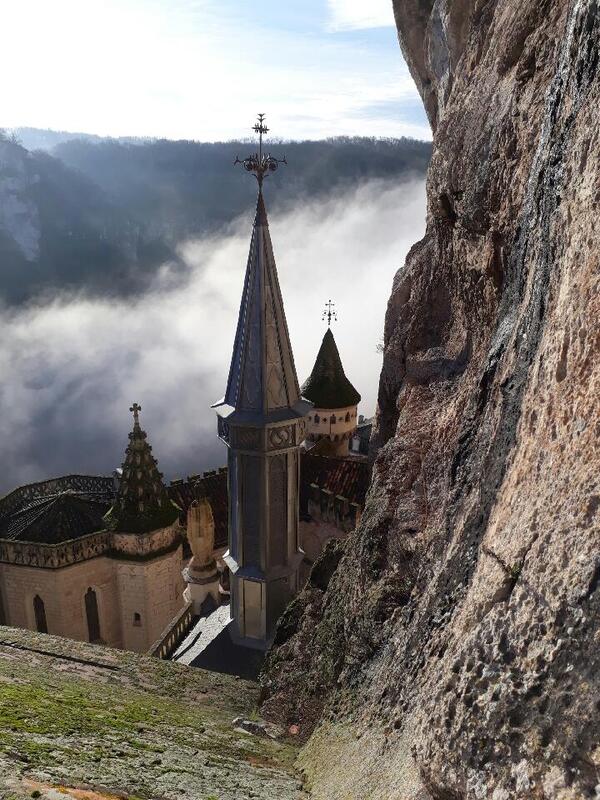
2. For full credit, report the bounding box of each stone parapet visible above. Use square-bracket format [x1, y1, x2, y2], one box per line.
[0, 529, 112, 569]
[307, 484, 361, 533]
[0, 524, 182, 570]
[110, 523, 182, 559]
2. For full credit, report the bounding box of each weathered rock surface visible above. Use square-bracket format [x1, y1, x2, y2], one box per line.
[262, 1, 600, 798]
[0, 626, 305, 799]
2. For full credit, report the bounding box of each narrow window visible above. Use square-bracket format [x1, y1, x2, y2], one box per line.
[33, 595, 48, 634]
[345, 412, 351, 423]
[85, 587, 102, 643]
[314, 414, 320, 424]
[133, 612, 142, 627]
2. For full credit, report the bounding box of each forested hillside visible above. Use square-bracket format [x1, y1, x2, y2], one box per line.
[1, 129, 430, 304]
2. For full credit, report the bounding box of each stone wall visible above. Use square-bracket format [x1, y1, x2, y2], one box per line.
[0, 542, 185, 653]
[116, 545, 185, 651]
[0, 556, 122, 647]
[305, 405, 358, 456]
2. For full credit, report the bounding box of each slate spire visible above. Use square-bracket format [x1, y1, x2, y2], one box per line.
[213, 115, 310, 649]
[301, 328, 361, 409]
[220, 188, 303, 419]
[104, 404, 179, 534]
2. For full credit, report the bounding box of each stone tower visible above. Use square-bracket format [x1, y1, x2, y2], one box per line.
[302, 328, 361, 457]
[213, 118, 311, 649]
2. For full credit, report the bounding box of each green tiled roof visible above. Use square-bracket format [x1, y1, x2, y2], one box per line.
[301, 329, 361, 409]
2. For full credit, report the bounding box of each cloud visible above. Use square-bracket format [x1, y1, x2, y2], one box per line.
[0, 179, 426, 495]
[326, 0, 395, 31]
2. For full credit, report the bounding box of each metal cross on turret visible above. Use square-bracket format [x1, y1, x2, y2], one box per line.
[322, 300, 337, 327]
[234, 113, 287, 187]
[129, 403, 142, 426]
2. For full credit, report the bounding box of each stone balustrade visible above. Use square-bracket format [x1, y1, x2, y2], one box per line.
[149, 601, 196, 660]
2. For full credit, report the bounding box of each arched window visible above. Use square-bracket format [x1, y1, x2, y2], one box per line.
[33, 595, 48, 633]
[85, 587, 101, 643]
[345, 412, 351, 423]
[330, 414, 336, 424]
[314, 414, 320, 424]
[133, 612, 142, 627]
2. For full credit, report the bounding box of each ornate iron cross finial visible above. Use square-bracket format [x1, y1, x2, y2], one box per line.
[234, 113, 287, 187]
[130, 403, 142, 425]
[322, 300, 337, 327]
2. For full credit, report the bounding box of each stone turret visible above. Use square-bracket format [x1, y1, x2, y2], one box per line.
[213, 188, 312, 649]
[104, 403, 180, 535]
[103, 404, 184, 651]
[301, 328, 361, 457]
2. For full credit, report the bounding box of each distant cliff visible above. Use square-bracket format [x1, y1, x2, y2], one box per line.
[262, 1, 600, 798]
[0, 132, 430, 305]
[0, 132, 170, 305]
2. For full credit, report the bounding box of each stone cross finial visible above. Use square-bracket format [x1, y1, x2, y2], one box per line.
[130, 403, 142, 425]
[322, 300, 337, 327]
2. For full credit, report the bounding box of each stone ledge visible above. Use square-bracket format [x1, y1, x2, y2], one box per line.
[0, 625, 306, 799]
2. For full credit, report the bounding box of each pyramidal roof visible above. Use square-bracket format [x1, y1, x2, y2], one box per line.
[104, 405, 180, 534]
[217, 191, 306, 421]
[301, 328, 361, 409]
[0, 491, 111, 544]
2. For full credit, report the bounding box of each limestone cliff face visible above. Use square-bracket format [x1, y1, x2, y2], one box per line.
[262, 1, 600, 798]
[0, 139, 41, 262]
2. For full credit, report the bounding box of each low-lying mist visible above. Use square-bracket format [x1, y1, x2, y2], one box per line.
[0, 178, 426, 495]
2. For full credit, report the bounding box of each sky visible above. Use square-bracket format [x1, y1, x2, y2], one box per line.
[0, 178, 426, 493]
[1, 0, 430, 141]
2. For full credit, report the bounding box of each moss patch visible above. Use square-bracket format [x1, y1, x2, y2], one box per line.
[0, 627, 304, 800]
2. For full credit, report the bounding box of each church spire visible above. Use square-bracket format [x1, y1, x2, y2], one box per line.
[216, 115, 306, 421]
[104, 404, 179, 534]
[214, 115, 310, 650]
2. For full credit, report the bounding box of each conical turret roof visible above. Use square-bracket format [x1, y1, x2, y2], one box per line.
[301, 329, 361, 409]
[104, 404, 180, 534]
[216, 190, 308, 422]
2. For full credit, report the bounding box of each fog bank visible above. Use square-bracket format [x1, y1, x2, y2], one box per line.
[0, 179, 426, 494]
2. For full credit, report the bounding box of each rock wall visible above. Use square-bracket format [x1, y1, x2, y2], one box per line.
[262, 1, 600, 797]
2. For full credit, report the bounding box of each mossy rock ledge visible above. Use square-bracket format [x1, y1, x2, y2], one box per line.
[0, 626, 305, 800]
